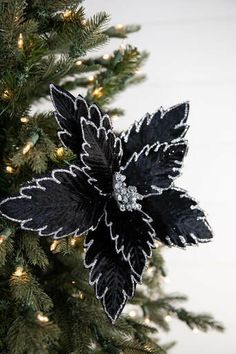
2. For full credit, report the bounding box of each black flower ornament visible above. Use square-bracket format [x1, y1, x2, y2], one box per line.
[0, 84, 213, 322]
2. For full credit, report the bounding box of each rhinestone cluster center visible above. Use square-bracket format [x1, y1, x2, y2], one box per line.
[113, 172, 143, 212]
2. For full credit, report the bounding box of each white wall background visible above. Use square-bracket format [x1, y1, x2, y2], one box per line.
[85, 1, 235, 353]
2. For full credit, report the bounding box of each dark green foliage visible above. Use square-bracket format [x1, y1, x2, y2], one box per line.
[0, 232, 14, 267]
[20, 232, 49, 269]
[7, 312, 61, 354]
[86, 46, 148, 106]
[105, 24, 142, 39]
[10, 266, 53, 311]
[0, 1, 223, 353]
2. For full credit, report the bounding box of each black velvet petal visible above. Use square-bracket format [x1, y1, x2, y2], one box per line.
[84, 218, 139, 323]
[121, 102, 189, 163]
[142, 187, 213, 247]
[104, 198, 155, 278]
[0, 165, 105, 239]
[121, 141, 188, 196]
[50, 84, 80, 155]
[50, 84, 76, 120]
[50, 84, 111, 156]
[81, 118, 122, 195]
[87, 103, 106, 129]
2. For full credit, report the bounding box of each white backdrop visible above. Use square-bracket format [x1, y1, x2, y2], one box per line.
[86, 1, 236, 353]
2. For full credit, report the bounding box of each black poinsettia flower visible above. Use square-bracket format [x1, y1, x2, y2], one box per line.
[0, 84, 213, 323]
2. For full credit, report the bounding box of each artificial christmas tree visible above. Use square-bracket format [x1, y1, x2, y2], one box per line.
[0, 1, 223, 353]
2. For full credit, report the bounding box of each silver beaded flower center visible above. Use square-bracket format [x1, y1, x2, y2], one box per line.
[113, 172, 143, 212]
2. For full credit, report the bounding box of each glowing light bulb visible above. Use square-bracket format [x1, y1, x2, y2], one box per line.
[50, 240, 59, 251]
[116, 24, 124, 30]
[18, 33, 24, 49]
[102, 54, 110, 60]
[92, 87, 103, 98]
[144, 316, 150, 324]
[144, 345, 153, 351]
[81, 19, 87, 26]
[0, 228, 12, 244]
[0, 236, 5, 245]
[1, 89, 13, 101]
[71, 280, 76, 285]
[192, 328, 199, 334]
[165, 315, 172, 323]
[129, 310, 136, 318]
[14, 266, 24, 277]
[62, 10, 72, 20]
[56, 147, 65, 158]
[76, 60, 83, 66]
[88, 75, 95, 82]
[79, 291, 84, 300]
[155, 240, 162, 248]
[70, 238, 76, 246]
[37, 312, 49, 323]
[22, 142, 33, 155]
[6, 165, 14, 174]
[147, 267, 154, 275]
[20, 116, 29, 124]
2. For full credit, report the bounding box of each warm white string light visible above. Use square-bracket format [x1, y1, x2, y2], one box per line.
[62, 10, 73, 20]
[56, 147, 65, 158]
[92, 87, 103, 98]
[164, 315, 172, 323]
[81, 19, 87, 26]
[20, 116, 29, 124]
[18, 33, 24, 49]
[22, 132, 39, 155]
[5, 165, 14, 174]
[1, 89, 13, 101]
[70, 238, 76, 246]
[22, 141, 33, 155]
[154, 240, 162, 248]
[50, 240, 59, 252]
[147, 266, 155, 275]
[102, 54, 110, 60]
[88, 75, 95, 82]
[37, 312, 49, 323]
[13, 266, 24, 277]
[115, 24, 124, 30]
[0, 228, 12, 245]
[129, 310, 136, 318]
